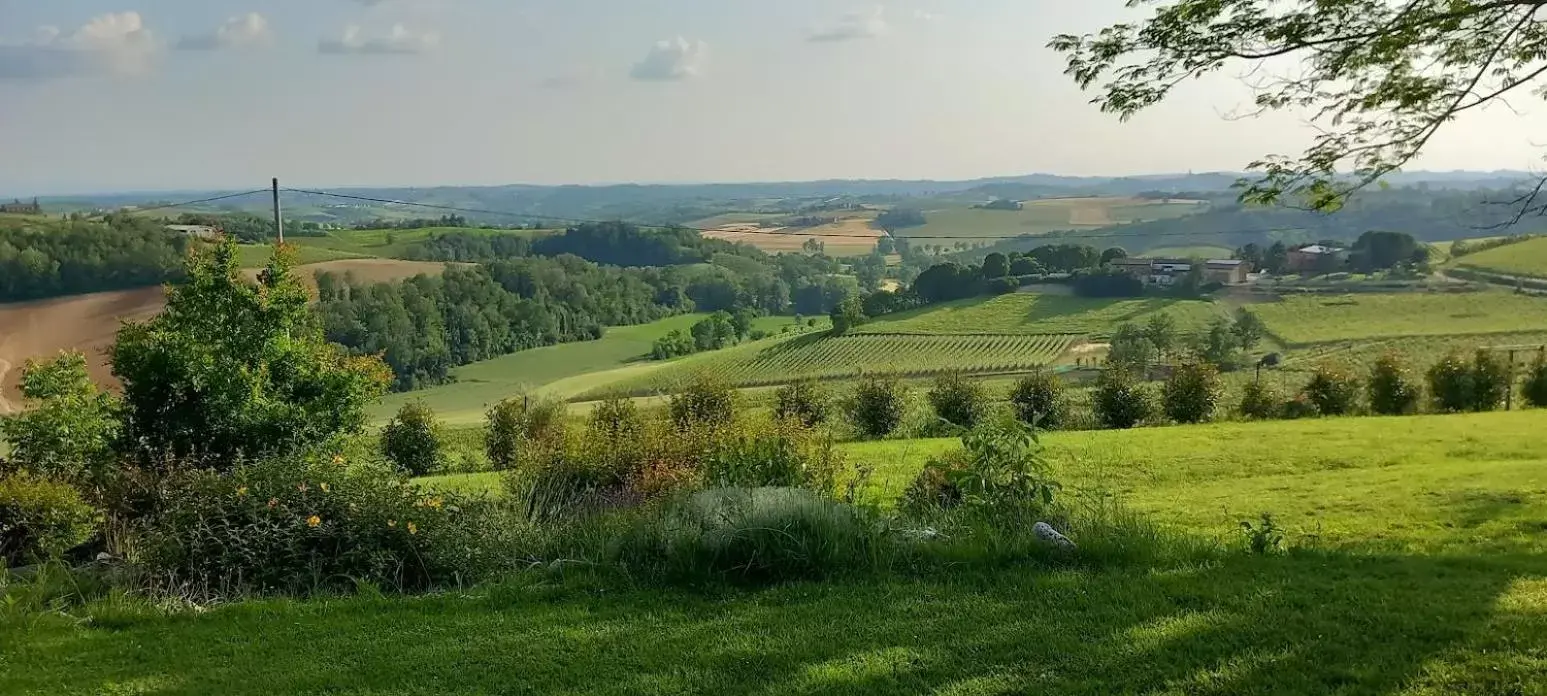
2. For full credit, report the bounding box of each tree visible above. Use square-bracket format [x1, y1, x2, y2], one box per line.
[485, 395, 568, 470]
[1303, 365, 1361, 416]
[829, 295, 867, 336]
[774, 381, 830, 427]
[1352, 231, 1422, 272]
[0, 352, 119, 490]
[1471, 349, 1511, 412]
[927, 373, 988, 429]
[111, 242, 391, 469]
[982, 252, 1010, 279]
[1523, 352, 1547, 408]
[1368, 353, 1421, 416]
[1051, 0, 1547, 213]
[1162, 359, 1222, 424]
[1264, 242, 1290, 274]
[1143, 314, 1177, 360]
[1009, 370, 1066, 430]
[379, 401, 444, 476]
[1094, 368, 1154, 429]
[1009, 257, 1043, 276]
[875, 208, 927, 231]
[876, 237, 897, 255]
[690, 312, 737, 351]
[1099, 247, 1128, 265]
[730, 307, 757, 341]
[1196, 317, 1243, 370]
[1107, 323, 1157, 373]
[847, 375, 909, 439]
[1231, 308, 1267, 351]
[1427, 353, 1475, 413]
[1239, 380, 1281, 420]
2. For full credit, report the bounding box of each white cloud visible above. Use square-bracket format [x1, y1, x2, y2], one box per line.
[807, 7, 889, 42]
[318, 24, 440, 55]
[176, 14, 273, 52]
[630, 37, 706, 82]
[0, 12, 159, 81]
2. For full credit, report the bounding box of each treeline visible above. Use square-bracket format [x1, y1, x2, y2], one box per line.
[169, 213, 326, 243]
[317, 255, 680, 390]
[0, 215, 192, 303]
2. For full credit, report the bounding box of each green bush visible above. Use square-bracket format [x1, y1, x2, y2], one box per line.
[773, 381, 830, 427]
[0, 352, 120, 491]
[379, 401, 444, 476]
[668, 377, 737, 431]
[1093, 368, 1154, 429]
[702, 418, 845, 492]
[1368, 353, 1421, 415]
[1238, 380, 1281, 420]
[927, 372, 988, 429]
[1524, 353, 1547, 408]
[1162, 360, 1221, 424]
[901, 417, 1059, 518]
[485, 395, 568, 471]
[1303, 365, 1360, 416]
[135, 455, 506, 595]
[0, 474, 99, 566]
[587, 397, 643, 441]
[1470, 349, 1511, 412]
[1009, 370, 1066, 430]
[1280, 394, 1320, 420]
[846, 375, 910, 439]
[1427, 352, 1479, 413]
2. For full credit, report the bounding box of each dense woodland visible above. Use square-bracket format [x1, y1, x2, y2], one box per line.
[0, 215, 191, 302]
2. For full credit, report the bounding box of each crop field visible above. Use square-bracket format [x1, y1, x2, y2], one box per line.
[1454, 236, 1547, 278]
[700, 216, 881, 257]
[857, 293, 1222, 337]
[578, 332, 1082, 398]
[373, 314, 814, 424]
[1249, 291, 1547, 345]
[0, 287, 166, 413]
[897, 198, 1208, 241]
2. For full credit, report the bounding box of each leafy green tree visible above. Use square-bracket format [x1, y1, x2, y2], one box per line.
[1009, 370, 1066, 430]
[774, 381, 830, 427]
[669, 377, 738, 431]
[0, 352, 119, 489]
[1523, 353, 1547, 409]
[485, 395, 568, 470]
[730, 307, 757, 341]
[1099, 247, 1128, 265]
[1052, 0, 1547, 211]
[1470, 350, 1511, 412]
[1352, 231, 1422, 272]
[1162, 359, 1221, 424]
[981, 252, 1010, 279]
[1231, 308, 1267, 351]
[379, 401, 444, 476]
[1143, 313, 1177, 360]
[1427, 353, 1475, 413]
[927, 372, 988, 429]
[1303, 365, 1361, 416]
[1094, 368, 1154, 429]
[1238, 380, 1281, 420]
[1107, 323, 1158, 373]
[829, 295, 867, 336]
[1368, 353, 1421, 415]
[847, 375, 909, 439]
[876, 237, 897, 255]
[691, 312, 737, 351]
[111, 242, 391, 469]
[1196, 317, 1243, 370]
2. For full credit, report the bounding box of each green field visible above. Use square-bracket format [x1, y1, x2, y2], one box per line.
[578, 332, 1083, 399]
[373, 314, 814, 424]
[898, 198, 1208, 241]
[858, 293, 1222, 337]
[1140, 245, 1234, 259]
[22, 412, 1546, 694]
[1455, 236, 1547, 278]
[1250, 292, 1547, 345]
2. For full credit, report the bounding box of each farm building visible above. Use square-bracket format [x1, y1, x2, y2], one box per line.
[0, 198, 42, 215]
[1287, 244, 1348, 273]
[1110, 257, 1253, 286]
[165, 224, 221, 240]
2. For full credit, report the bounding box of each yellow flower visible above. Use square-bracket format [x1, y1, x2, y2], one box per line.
[332, 454, 346, 465]
[406, 521, 418, 535]
[320, 482, 330, 493]
[306, 515, 322, 528]
[423, 496, 444, 510]
[235, 486, 248, 497]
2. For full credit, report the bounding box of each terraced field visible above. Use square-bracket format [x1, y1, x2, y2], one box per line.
[857, 293, 1222, 337]
[578, 332, 1082, 398]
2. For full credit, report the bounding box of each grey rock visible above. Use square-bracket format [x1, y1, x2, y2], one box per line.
[1033, 522, 1076, 549]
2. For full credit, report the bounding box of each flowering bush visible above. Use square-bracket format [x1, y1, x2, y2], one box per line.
[134, 453, 507, 595]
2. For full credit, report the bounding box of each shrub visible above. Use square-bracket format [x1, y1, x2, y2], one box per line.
[702, 418, 845, 492]
[927, 372, 988, 429]
[1368, 353, 1421, 415]
[1238, 380, 1281, 420]
[774, 381, 830, 427]
[1427, 352, 1473, 413]
[846, 375, 909, 439]
[1470, 349, 1511, 412]
[901, 417, 1059, 518]
[1524, 353, 1547, 408]
[379, 401, 444, 476]
[0, 353, 120, 490]
[1303, 365, 1360, 416]
[0, 474, 98, 566]
[1009, 370, 1066, 430]
[136, 455, 506, 595]
[485, 395, 568, 471]
[1093, 368, 1154, 429]
[1162, 360, 1221, 424]
[669, 377, 737, 431]
[1280, 394, 1320, 420]
[1240, 513, 1285, 555]
[587, 397, 643, 441]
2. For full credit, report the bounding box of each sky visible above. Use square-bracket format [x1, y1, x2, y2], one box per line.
[1, 0, 1544, 195]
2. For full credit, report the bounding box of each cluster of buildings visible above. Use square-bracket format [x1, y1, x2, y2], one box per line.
[0, 198, 42, 215]
[1109, 244, 1351, 288]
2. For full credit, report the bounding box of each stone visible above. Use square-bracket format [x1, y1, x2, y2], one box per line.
[1033, 522, 1076, 549]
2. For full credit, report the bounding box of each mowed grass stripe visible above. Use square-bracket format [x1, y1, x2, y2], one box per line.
[579, 333, 1081, 398]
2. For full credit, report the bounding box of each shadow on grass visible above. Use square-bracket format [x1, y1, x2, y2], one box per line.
[4, 549, 1545, 695]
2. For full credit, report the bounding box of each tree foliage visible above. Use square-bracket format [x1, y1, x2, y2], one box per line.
[1009, 370, 1066, 430]
[111, 241, 391, 468]
[1303, 365, 1361, 417]
[1051, 0, 1547, 212]
[0, 216, 191, 302]
[1094, 368, 1154, 429]
[1368, 353, 1422, 415]
[0, 352, 119, 489]
[1162, 359, 1222, 424]
[847, 375, 909, 439]
[927, 372, 989, 429]
[379, 401, 444, 476]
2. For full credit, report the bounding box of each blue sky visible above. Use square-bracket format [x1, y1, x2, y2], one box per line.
[1, 1, 1542, 195]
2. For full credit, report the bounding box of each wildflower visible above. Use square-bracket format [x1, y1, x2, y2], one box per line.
[406, 521, 418, 535]
[332, 454, 346, 465]
[387, 519, 397, 528]
[267, 498, 279, 509]
[236, 486, 248, 497]
[296, 482, 309, 493]
[320, 482, 330, 493]
[306, 515, 322, 528]
[422, 496, 444, 510]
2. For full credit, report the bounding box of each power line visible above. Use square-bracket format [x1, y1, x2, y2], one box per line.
[84, 189, 270, 220]
[281, 186, 1332, 243]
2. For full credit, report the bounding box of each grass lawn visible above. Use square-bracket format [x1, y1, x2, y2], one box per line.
[1456, 236, 1547, 278]
[1251, 291, 1547, 345]
[9, 411, 1547, 694]
[373, 314, 815, 425]
[857, 293, 1223, 337]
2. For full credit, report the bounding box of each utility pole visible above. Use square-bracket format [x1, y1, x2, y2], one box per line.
[271, 177, 284, 244]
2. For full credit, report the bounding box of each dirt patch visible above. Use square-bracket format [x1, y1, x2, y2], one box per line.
[0, 287, 167, 412]
[251, 259, 459, 292]
[1071, 342, 1111, 355]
